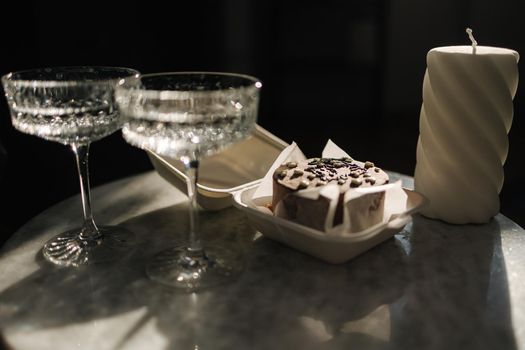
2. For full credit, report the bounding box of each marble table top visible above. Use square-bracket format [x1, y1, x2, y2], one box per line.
[0, 171, 524, 350]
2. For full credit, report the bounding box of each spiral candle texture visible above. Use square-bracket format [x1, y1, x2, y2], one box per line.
[415, 45, 519, 224]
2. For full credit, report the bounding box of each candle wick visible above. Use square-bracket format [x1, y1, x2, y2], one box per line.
[466, 28, 478, 54]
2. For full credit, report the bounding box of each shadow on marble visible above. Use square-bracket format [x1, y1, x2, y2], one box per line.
[118, 231, 409, 350]
[0, 201, 409, 350]
[0, 173, 167, 257]
[0, 204, 251, 338]
[391, 215, 517, 350]
[0, 208, 517, 350]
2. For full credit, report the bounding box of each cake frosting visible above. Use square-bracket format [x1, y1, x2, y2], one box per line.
[272, 157, 389, 230]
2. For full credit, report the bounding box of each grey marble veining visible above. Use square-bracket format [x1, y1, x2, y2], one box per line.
[0, 171, 524, 350]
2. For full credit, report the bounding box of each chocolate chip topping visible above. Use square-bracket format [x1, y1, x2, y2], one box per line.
[350, 179, 362, 187]
[274, 157, 388, 192]
[365, 177, 376, 185]
[278, 170, 288, 179]
[292, 169, 304, 178]
[298, 179, 310, 189]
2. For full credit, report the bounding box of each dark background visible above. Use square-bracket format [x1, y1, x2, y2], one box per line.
[0, 0, 524, 245]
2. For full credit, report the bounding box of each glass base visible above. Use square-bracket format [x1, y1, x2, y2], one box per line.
[146, 245, 243, 291]
[42, 225, 135, 267]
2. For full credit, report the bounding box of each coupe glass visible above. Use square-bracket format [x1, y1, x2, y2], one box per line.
[2, 67, 140, 267]
[117, 72, 261, 290]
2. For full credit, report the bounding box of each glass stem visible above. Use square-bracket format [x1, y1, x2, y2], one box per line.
[183, 158, 203, 253]
[72, 144, 101, 241]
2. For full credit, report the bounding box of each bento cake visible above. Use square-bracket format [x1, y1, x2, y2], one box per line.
[272, 157, 389, 230]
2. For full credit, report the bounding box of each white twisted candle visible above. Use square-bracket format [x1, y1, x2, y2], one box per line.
[414, 35, 519, 224]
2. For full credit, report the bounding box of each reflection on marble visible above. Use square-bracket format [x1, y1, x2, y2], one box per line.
[0, 171, 524, 350]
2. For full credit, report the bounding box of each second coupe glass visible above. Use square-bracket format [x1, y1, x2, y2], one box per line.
[117, 72, 261, 290]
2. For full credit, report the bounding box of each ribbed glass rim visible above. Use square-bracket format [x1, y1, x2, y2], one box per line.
[116, 71, 262, 100]
[1, 66, 141, 88]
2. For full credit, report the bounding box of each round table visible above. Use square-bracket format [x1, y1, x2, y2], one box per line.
[0, 171, 524, 350]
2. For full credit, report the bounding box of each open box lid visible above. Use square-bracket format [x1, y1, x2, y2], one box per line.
[147, 125, 289, 210]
